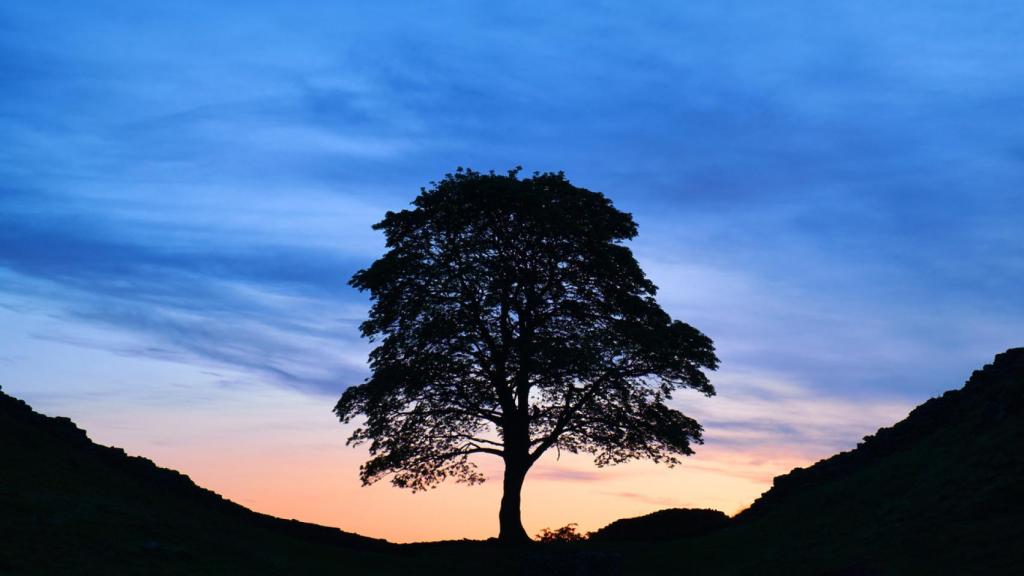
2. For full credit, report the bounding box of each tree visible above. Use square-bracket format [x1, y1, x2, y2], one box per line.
[335, 168, 718, 543]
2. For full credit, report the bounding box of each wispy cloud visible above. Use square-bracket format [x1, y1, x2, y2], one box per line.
[529, 467, 606, 483]
[0, 220, 371, 395]
[677, 369, 914, 456]
[1, 1, 1022, 448]
[604, 492, 680, 508]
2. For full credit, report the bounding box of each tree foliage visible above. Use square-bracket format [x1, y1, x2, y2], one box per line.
[335, 167, 718, 540]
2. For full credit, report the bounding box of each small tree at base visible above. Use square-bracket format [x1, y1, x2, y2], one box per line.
[335, 168, 718, 543]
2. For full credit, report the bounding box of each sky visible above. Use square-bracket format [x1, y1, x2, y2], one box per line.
[2, 1, 1022, 542]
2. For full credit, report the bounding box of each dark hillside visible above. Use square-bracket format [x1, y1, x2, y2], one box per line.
[0, 388, 400, 575]
[634, 348, 1024, 575]
[3, 349, 1022, 575]
[588, 508, 728, 542]
[741, 347, 1024, 521]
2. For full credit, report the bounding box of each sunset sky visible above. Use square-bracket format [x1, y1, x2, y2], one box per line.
[2, 2, 1022, 542]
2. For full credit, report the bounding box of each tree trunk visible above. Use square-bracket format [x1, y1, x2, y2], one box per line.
[498, 458, 531, 543]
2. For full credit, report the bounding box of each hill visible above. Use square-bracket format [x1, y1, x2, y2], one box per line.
[587, 508, 729, 542]
[3, 348, 1022, 575]
[632, 348, 1024, 575]
[0, 388, 409, 575]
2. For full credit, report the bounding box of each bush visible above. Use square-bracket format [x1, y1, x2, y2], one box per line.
[535, 523, 586, 543]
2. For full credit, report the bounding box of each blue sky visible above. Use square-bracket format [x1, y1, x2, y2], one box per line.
[1, 1, 1022, 537]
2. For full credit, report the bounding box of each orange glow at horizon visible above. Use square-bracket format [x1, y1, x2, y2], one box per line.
[124, 436, 806, 543]
[34, 378, 911, 543]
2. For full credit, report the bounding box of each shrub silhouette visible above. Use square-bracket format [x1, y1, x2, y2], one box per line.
[536, 523, 586, 543]
[587, 508, 729, 542]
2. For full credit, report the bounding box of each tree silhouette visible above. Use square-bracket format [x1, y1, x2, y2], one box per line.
[335, 168, 718, 543]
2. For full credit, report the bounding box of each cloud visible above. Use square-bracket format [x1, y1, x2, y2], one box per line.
[674, 369, 915, 459]
[0, 210, 372, 395]
[1, 1, 1022, 412]
[529, 467, 606, 483]
[603, 492, 680, 508]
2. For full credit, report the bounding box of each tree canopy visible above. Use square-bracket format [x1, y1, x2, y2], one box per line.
[335, 168, 718, 542]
